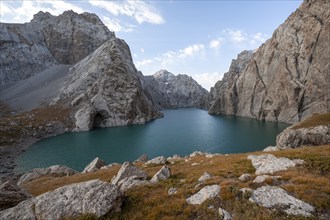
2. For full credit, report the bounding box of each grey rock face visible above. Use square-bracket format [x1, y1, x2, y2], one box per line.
[247, 154, 303, 175]
[18, 165, 78, 186]
[209, 0, 329, 123]
[54, 38, 161, 131]
[82, 157, 106, 173]
[0, 181, 32, 211]
[0, 180, 123, 219]
[150, 165, 171, 183]
[186, 184, 220, 205]
[250, 186, 314, 217]
[0, 10, 113, 85]
[143, 70, 209, 109]
[276, 125, 330, 149]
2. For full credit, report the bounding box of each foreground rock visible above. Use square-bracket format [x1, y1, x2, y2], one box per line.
[186, 185, 220, 205]
[247, 154, 303, 175]
[250, 186, 314, 217]
[276, 125, 330, 149]
[209, 0, 329, 123]
[0, 181, 32, 211]
[18, 165, 78, 186]
[143, 70, 209, 109]
[0, 179, 123, 219]
[150, 165, 171, 183]
[111, 162, 148, 191]
[82, 157, 106, 173]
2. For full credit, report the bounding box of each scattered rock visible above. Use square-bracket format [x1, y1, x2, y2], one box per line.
[18, 165, 78, 186]
[238, 173, 252, 182]
[135, 154, 148, 163]
[263, 146, 279, 152]
[198, 172, 213, 182]
[117, 175, 148, 192]
[247, 154, 303, 175]
[253, 175, 281, 183]
[191, 163, 199, 166]
[276, 125, 330, 149]
[111, 162, 148, 186]
[0, 180, 123, 219]
[82, 157, 106, 173]
[144, 156, 167, 166]
[190, 151, 204, 157]
[186, 185, 220, 205]
[250, 186, 314, 217]
[150, 165, 171, 183]
[0, 181, 32, 211]
[100, 163, 120, 170]
[168, 187, 177, 195]
[218, 207, 232, 220]
[240, 188, 253, 195]
[167, 154, 181, 162]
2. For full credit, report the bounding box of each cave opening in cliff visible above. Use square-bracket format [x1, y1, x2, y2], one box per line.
[93, 112, 103, 128]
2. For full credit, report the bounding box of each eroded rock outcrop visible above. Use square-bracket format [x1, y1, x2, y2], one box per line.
[144, 70, 209, 109]
[209, 0, 329, 123]
[0, 179, 123, 219]
[54, 38, 162, 131]
[0, 10, 113, 85]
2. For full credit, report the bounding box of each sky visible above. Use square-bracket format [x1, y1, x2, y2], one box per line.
[0, 0, 302, 90]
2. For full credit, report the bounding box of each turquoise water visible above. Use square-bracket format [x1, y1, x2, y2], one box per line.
[15, 109, 289, 172]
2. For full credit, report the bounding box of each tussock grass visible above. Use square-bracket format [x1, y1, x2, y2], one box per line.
[24, 145, 330, 219]
[291, 113, 330, 130]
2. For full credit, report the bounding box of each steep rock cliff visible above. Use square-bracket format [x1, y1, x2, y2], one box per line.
[144, 70, 209, 109]
[0, 10, 113, 85]
[53, 38, 162, 131]
[209, 0, 329, 123]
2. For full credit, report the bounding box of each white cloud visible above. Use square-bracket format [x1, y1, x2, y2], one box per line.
[179, 44, 205, 58]
[228, 30, 246, 42]
[1, 1, 84, 23]
[102, 16, 134, 32]
[135, 59, 154, 68]
[192, 72, 224, 91]
[140, 48, 145, 53]
[88, 0, 164, 24]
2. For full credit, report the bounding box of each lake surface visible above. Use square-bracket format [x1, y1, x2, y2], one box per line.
[15, 109, 289, 172]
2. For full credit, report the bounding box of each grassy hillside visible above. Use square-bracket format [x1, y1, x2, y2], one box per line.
[24, 145, 330, 220]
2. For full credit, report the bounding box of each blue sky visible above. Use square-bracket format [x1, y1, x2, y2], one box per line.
[1, 0, 302, 90]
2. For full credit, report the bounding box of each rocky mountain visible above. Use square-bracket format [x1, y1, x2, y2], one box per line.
[0, 10, 114, 86]
[143, 70, 209, 109]
[209, 0, 329, 123]
[52, 38, 162, 131]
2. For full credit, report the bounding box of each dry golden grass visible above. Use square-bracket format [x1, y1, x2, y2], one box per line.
[24, 145, 330, 220]
[291, 113, 330, 130]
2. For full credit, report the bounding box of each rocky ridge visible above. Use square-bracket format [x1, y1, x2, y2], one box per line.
[209, 0, 329, 123]
[144, 70, 209, 109]
[0, 10, 114, 86]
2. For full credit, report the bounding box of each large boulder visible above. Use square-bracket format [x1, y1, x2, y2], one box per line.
[0, 181, 32, 211]
[247, 154, 303, 175]
[18, 165, 78, 186]
[250, 186, 314, 217]
[186, 185, 220, 205]
[150, 165, 171, 183]
[82, 157, 106, 173]
[0, 179, 123, 219]
[209, 0, 329, 123]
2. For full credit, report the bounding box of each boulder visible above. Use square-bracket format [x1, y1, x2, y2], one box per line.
[135, 154, 148, 163]
[252, 175, 281, 183]
[247, 154, 303, 175]
[144, 156, 167, 166]
[168, 187, 177, 195]
[250, 186, 314, 217]
[18, 165, 78, 186]
[218, 208, 232, 220]
[238, 173, 252, 182]
[150, 165, 171, 183]
[186, 185, 220, 205]
[0, 180, 123, 219]
[111, 162, 148, 187]
[198, 172, 213, 182]
[0, 181, 32, 211]
[82, 157, 106, 173]
[117, 175, 148, 192]
[100, 163, 120, 170]
[263, 146, 279, 152]
[190, 151, 204, 157]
